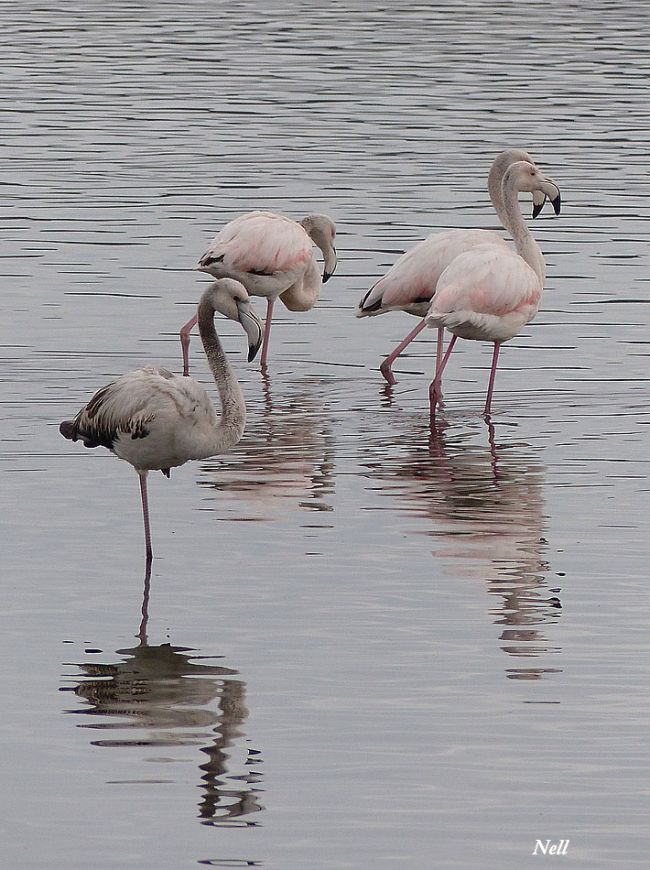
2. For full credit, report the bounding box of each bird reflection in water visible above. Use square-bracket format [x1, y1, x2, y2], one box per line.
[198, 371, 336, 519]
[60, 565, 263, 827]
[364, 415, 562, 680]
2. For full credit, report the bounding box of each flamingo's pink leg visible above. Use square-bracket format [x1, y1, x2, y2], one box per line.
[483, 342, 501, 418]
[379, 319, 427, 386]
[435, 326, 444, 369]
[429, 334, 457, 410]
[138, 471, 153, 564]
[180, 313, 198, 377]
[260, 297, 275, 368]
[138, 560, 152, 644]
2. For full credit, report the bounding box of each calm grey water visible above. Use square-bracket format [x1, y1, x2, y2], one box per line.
[3, 2, 650, 867]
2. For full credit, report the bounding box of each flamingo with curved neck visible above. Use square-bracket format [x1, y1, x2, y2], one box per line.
[356, 149, 548, 385]
[181, 211, 337, 374]
[60, 279, 263, 562]
[426, 161, 561, 416]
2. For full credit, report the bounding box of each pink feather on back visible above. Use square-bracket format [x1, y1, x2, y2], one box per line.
[202, 211, 312, 275]
[432, 244, 541, 318]
[363, 229, 507, 311]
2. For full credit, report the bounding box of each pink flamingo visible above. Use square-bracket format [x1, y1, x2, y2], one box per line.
[60, 279, 263, 563]
[356, 149, 548, 386]
[426, 160, 561, 417]
[181, 211, 337, 374]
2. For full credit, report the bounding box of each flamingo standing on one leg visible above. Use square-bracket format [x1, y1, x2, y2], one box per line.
[425, 161, 561, 417]
[60, 279, 263, 563]
[181, 211, 337, 375]
[356, 149, 548, 386]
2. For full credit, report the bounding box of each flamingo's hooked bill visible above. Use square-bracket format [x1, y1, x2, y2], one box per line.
[323, 247, 337, 283]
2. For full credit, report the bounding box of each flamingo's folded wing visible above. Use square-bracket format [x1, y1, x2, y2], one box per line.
[432, 245, 541, 318]
[199, 211, 312, 276]
[60, 367, 212, 451]
[358, 229, 507, 315]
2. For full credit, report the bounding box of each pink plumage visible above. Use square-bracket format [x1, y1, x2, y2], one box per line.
[361, 229, 506, 314]
[181, 210, 337, 373]
[426, 161, 562, 417]
[430, 246, 540, 329]
[357, 149, 547, 387]
[200, 211, 313, 276]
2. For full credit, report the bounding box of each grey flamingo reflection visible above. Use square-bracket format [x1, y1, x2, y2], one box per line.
[198, 372, 336, 518]
[60, 566, 263, 827]
[364, 417, 562, 680]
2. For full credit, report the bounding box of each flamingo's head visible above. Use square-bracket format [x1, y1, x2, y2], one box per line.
[203, 278, 263, 362]
[505, 162, 561, 216]
[301, 214, 338, 282]
[488, 148, 547, 219]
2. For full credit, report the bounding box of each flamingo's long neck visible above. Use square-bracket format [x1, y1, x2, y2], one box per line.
[488, 150, 533, 238]
[501, 176, 546, 284]
[279, 257, 320, 312]
[196, 296, 246, 454]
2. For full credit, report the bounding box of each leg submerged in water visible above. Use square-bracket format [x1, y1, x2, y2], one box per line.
[379, 319, 427, 386]
[260, 297, 275, 368]
[429, 334, 457, 412]
[483, 342, 501, 418]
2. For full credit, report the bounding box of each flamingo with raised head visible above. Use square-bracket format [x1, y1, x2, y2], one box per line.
[425, 161, 561, 417]
[60, 279, 263, 562]
[356, 149, 548, 386]
[181, 211, 337, 374]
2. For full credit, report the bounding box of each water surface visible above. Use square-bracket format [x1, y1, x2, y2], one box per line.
[3, 2, 650, 867]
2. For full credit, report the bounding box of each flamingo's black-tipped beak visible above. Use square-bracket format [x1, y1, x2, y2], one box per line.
[247, 340, 261, 363]
[532, 198, 546, 219]
[532, 188, 546, 220]
[323, 247, 337, 283]
[246, 321, 263, 362]
[236, 300, 263, 362]
[537, 175, 561, 219]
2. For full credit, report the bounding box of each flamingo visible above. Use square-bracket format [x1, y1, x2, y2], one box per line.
[425, 160, 561, 417]
[181, 211, 337, 374]
[59, 279, 263, 563]
[356, 149, 548, 386]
